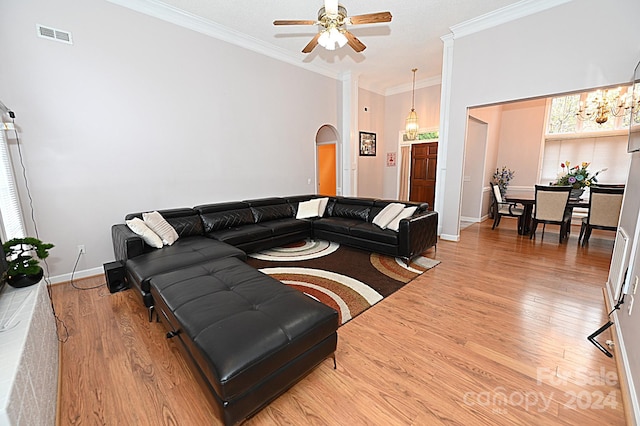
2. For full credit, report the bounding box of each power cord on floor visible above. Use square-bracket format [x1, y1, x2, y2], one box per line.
[70, 250, 105, 290]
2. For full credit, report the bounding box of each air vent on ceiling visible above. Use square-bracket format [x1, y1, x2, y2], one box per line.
[36, 24, 73, 45]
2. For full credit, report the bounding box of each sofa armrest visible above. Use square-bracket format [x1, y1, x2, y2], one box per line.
[398, 211, 438, 260]
[111, 224, 145, 262]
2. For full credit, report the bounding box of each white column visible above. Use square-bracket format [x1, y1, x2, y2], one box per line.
[339, 71, 359, 196]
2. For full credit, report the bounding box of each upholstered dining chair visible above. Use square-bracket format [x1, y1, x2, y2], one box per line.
[578, 185, 624, 246]
[490, 182, 524, 232]
[530, 185, 572, 243]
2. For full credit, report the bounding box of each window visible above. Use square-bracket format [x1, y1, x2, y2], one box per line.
[547, 87, 633, 135]
[541, 87, 633, 187]
[0, 119, 25, 241]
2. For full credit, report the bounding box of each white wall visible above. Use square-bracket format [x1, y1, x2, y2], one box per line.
[357, 88, 385, 198]
[440, 0, 640, 419]
[440, 0, 640, 239]
[0, 0, 338, 280]
[382, 84, 441, 198]
[469, 104, 503, 217]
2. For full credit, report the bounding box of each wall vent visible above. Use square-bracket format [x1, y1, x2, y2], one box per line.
[36, 24, 72, 45]
[609, 227, 630, 300]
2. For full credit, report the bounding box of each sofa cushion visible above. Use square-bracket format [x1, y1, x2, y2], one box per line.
[207, 224, 273, 246]
[126, 218, 163, 249]
[249, 203, 294, 223]
[313, 217, 362, 234]
[196, 202, 255, 232]
[257, 218, 311, 235]
[148, 257, 338, 402]
[143, 211, 179, 245]
[387, 206, 418, 232]
[126, 236, 246, 293]
[126, 208, 204, 238]
[296, 199, 322, 219]
[349, 222, 399, 245]
[331, 198, 374, 222]
[371, 203, 405, 229]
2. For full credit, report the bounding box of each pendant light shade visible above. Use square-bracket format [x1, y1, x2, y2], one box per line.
[405, 68, 419, 140]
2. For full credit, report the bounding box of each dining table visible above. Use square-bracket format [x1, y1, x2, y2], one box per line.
[505, 192, 589, 235]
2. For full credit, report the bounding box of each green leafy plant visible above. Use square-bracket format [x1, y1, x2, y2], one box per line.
[3, 237, 54, 277]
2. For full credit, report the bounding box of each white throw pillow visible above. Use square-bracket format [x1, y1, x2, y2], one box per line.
[296, 199, 322, 219]
[372, 203, 405, 229]
[126, 217, 163, 249]
[317, 197, 329, 217]
[143, 211, 179, 245]
[387, 206, 418, 232]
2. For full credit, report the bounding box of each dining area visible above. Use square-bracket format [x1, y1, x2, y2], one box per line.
[490, 182, 625, 245]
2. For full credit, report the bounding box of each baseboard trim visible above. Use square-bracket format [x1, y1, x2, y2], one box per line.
[440, 233, 460, 242]
[48, 266, 104, 285]
[460, 216, 481, 223]
[603, 287, 639, 425]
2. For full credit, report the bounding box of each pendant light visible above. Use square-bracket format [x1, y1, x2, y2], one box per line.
[405, 68, 419, 141]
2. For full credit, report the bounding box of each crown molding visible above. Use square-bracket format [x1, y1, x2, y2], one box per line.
[105, 0, 339, 81]
[449, 0, 571, 39]
[385, 76, 442, 97]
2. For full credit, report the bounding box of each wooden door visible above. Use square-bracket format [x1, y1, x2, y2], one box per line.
[317, 143, 336, 196]
[409, 142, 437, 208]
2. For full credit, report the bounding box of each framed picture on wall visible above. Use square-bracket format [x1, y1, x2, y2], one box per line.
[359, 131, 376, 156]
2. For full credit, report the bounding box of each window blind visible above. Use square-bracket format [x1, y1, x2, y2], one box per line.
[541, 134, 631, 186]
[0, 120, 25, 241]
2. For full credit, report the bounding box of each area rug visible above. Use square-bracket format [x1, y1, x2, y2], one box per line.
[246, 239, 440, 325]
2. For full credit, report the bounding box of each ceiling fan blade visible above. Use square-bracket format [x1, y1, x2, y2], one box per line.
[273, 20, 317, 26]
[348, 11, 392, 25]
[302, 33, 322, 54]
[343, 31, 366, 53]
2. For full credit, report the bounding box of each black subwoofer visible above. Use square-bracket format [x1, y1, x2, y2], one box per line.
[104, 261, 127, 294]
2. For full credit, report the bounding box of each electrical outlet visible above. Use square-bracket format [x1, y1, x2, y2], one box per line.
[78, 244, 86, 254]
[628, 295, 635, 316]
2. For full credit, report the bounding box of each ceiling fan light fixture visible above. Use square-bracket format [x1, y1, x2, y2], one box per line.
[317, 27, 347, 50]
[405, 68, 419, 140]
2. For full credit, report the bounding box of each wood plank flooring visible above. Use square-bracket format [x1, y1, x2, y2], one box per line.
[52, 219, 626, 425]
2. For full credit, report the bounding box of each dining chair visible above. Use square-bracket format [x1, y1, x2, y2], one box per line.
[578, 185, 624, 246]
[490, 182, 524, 232]
[530, 185, 572, 243]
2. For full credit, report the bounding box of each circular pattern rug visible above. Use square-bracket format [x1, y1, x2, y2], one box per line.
[248, 239, 339, 261]
[247, 239, 440, 325]
[258, 267, 383, 325]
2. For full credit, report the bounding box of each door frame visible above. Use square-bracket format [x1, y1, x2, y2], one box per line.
[315, 124, 341, 196]
[396, 127, 439, 200]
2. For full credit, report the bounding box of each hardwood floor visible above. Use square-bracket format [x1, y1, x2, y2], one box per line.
[52, 218, 625, 425]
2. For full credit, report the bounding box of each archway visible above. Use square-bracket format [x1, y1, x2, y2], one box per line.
[316, 125, 340, 196]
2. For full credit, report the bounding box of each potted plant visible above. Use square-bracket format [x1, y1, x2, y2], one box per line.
[3, 237, 54, 288]
[554, 161, 606, 199]
[492, 166, 515, 199]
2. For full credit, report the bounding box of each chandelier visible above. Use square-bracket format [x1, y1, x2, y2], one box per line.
[405, 68, 419, 140]
[576, 88, 633, 124]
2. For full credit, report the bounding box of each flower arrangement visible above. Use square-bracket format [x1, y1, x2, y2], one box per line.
[492, 166, 515, 196]
[555, 161, 606, 189]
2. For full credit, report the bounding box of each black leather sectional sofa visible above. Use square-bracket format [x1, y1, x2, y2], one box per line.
[110, 195, 438, 425]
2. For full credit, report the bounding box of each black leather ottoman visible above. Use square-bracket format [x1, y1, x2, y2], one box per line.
[149, 257, 339, 426]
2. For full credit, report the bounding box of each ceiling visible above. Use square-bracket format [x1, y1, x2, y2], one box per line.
[114, 0, 527, 94]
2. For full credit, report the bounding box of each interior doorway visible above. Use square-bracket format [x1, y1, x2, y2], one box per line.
[409, 142, 438, 208]
[316, 125, 339, 196]
[317, 144, 336, 196]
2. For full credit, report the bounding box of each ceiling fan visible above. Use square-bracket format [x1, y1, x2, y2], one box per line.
[273, 0, 392, 54]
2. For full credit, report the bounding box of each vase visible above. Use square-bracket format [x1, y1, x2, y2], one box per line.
[7, 267, 44, 288]
[570, 188, 585, 199]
